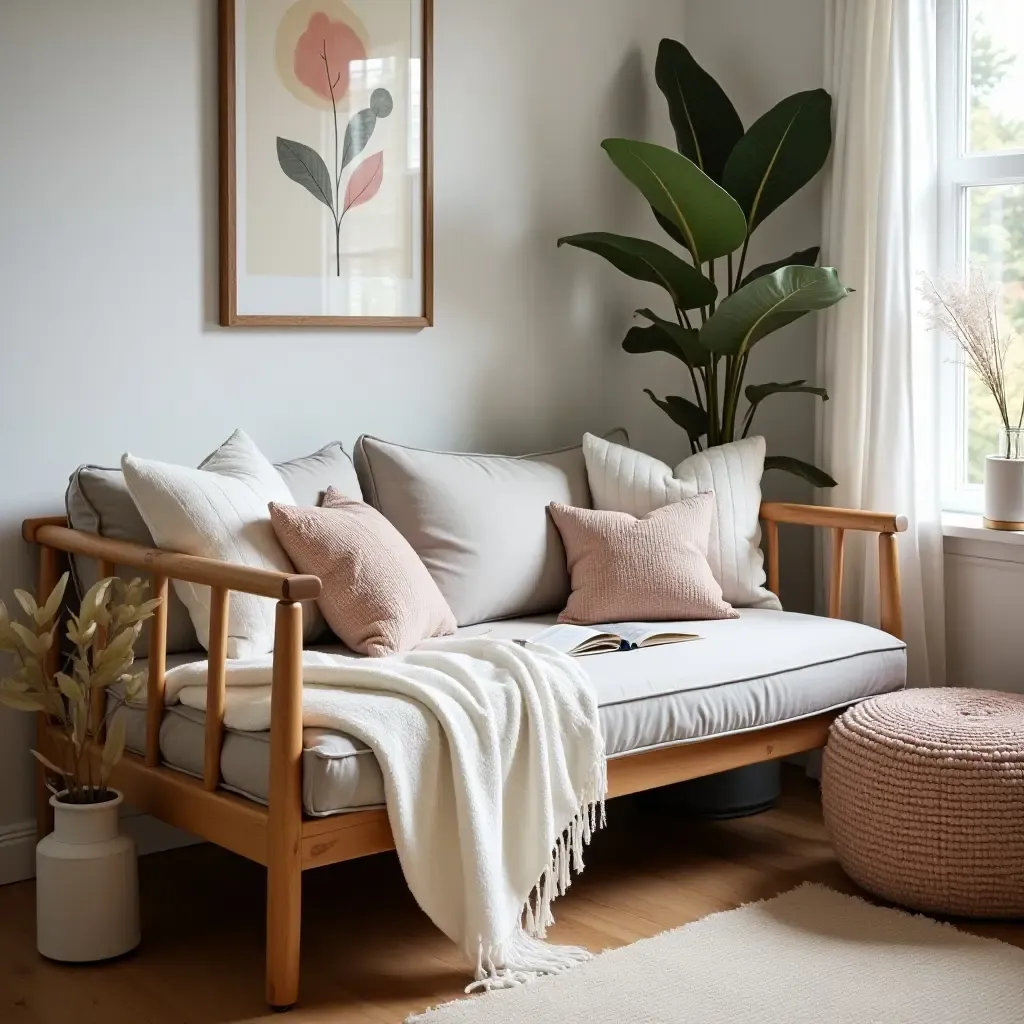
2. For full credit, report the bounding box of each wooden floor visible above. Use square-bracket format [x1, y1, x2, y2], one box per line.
[3, 768, 1023, 1024]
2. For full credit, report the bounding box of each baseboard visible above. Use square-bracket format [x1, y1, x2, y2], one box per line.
[0, 821, 36, 886]
[0, 811, 203, 887]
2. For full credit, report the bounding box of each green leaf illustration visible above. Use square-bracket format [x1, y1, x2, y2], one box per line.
[341, 110, 377, 171]
[276, 137, 335, 213]
[341, 90, 394, 172]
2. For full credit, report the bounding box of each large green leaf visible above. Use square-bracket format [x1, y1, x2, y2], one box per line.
[743, 380, 828, 436]
[277, 137, 335, 214]
[655, 39, 744, 185]
[722, 89, 832, 233]
[623, 321, 707, 370]
[557, 232, 717, 310]
[645, 390, 708, 446]
[700, 265, 850, 356]
[764, 455, 837, 488]
[601, 139, 747, 264]
[651, 206, 689, 250]
[739, 246, 820, 289]
[745, 380, 829, 406]
[634, 309, 708, 366]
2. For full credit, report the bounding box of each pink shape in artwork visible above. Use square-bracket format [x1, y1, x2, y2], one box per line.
[293, 12, 366, 102]
[343, 152, 384, 214]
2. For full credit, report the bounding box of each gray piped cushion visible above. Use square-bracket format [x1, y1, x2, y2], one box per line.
[353, 430, 629, 626]
[66, 440, 362, 654]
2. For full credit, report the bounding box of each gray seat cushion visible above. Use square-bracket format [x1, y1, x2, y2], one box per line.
[66, 440, 362, 653]
[116, 610, 906, 817]
[353, 430, 629, 626]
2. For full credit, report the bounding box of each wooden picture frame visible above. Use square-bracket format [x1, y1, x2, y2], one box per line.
[219, 0, 433, 328]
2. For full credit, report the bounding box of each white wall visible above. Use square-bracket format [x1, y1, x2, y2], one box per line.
[0, 0, 688, 845]
[945, 534, 1024, 692]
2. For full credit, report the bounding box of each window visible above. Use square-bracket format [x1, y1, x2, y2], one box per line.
[939, 0, 1024, 510]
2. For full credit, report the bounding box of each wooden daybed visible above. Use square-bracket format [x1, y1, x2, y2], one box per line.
[23, 502, 906, 1009]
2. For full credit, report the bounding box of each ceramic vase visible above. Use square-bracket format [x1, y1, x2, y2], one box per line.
[36, 790, 140, 962]
[984, 429, 1024, 530]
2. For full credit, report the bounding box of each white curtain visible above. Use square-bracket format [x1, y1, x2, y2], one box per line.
[819, 0, 946, 688]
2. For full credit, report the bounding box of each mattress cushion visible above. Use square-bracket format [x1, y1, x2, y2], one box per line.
[117, 609, 906, 816]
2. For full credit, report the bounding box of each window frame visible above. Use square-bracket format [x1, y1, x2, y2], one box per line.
[938, 0, 1024, 513]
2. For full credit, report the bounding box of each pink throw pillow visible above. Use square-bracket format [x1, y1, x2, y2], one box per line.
[269, 487, 457, 657]
[548, 494, 738, 625]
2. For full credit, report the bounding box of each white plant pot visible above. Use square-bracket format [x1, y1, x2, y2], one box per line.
[36, 790, 140, 962]
[984, 456, 1024, 530]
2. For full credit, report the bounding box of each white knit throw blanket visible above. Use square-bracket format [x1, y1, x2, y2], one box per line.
[162, 637, 606, 990]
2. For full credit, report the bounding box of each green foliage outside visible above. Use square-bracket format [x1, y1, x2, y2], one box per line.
[966, 24, 1024, 482]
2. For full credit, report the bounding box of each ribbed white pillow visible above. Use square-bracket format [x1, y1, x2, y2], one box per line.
[121, 430, 298, 658]
[582, 433, 781, 610]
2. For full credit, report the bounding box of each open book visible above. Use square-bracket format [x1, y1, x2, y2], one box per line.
[527, 622, 700, 657]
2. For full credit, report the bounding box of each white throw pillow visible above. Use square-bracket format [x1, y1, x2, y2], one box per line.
[582, 433, 781, 610]
[121, 430, 298, 659]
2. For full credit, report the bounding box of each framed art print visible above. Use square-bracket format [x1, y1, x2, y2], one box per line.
[220, 0, 432, 327]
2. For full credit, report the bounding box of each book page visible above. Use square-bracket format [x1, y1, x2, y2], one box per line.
[596, 622, 700, 647]
[529, 624, 621, 655]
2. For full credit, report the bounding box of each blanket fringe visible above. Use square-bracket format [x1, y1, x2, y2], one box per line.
[466, 759, 607, 994]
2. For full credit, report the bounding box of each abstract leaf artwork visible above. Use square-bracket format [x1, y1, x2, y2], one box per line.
[275, 10, 393, 276]
[220, 0, 432, 327]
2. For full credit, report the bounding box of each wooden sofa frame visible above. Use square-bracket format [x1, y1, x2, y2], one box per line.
[23, 503, 907, 1009]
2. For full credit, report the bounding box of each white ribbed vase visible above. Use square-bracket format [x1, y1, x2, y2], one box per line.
[36, 790, 140, 962]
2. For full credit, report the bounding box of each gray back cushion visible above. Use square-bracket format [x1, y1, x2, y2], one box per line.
[66, 441, 362, 654]
[353, 430, 629, 626]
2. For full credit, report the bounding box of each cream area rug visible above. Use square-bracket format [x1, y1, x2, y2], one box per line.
[409, 884, 1024, 1023]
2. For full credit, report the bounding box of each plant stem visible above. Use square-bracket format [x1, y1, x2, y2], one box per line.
[734, 235, 751, 291]
[721, 356, 737, 442]
[707, 359, 721, 446]
[727, 252, 734, 295]
[321, 43, 343, 278]
[740, 403, 757, 438]
[675, 306, 705, 414]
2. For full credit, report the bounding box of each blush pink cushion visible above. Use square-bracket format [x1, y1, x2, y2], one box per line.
[269, 487, 456, 657]
[548, 494, 738, 625]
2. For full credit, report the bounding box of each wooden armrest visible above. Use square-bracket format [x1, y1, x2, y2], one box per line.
[757, 502, 906, 640]
[23, 522, 321, 602]
[22, 516, 69, 542]
[759, 502, 908, 535]
[26, 518, 310, 835]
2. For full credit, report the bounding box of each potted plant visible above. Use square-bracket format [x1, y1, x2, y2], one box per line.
[0, 573, 160, 962]
[923, 268, 1024, 529]
[559, 39, 849, 486]
[560, 40, 850, 816]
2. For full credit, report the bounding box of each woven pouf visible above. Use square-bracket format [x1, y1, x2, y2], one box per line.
[822, 688, 1024, 918]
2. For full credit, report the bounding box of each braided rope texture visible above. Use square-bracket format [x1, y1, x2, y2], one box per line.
[822, 688, 1024, 917]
